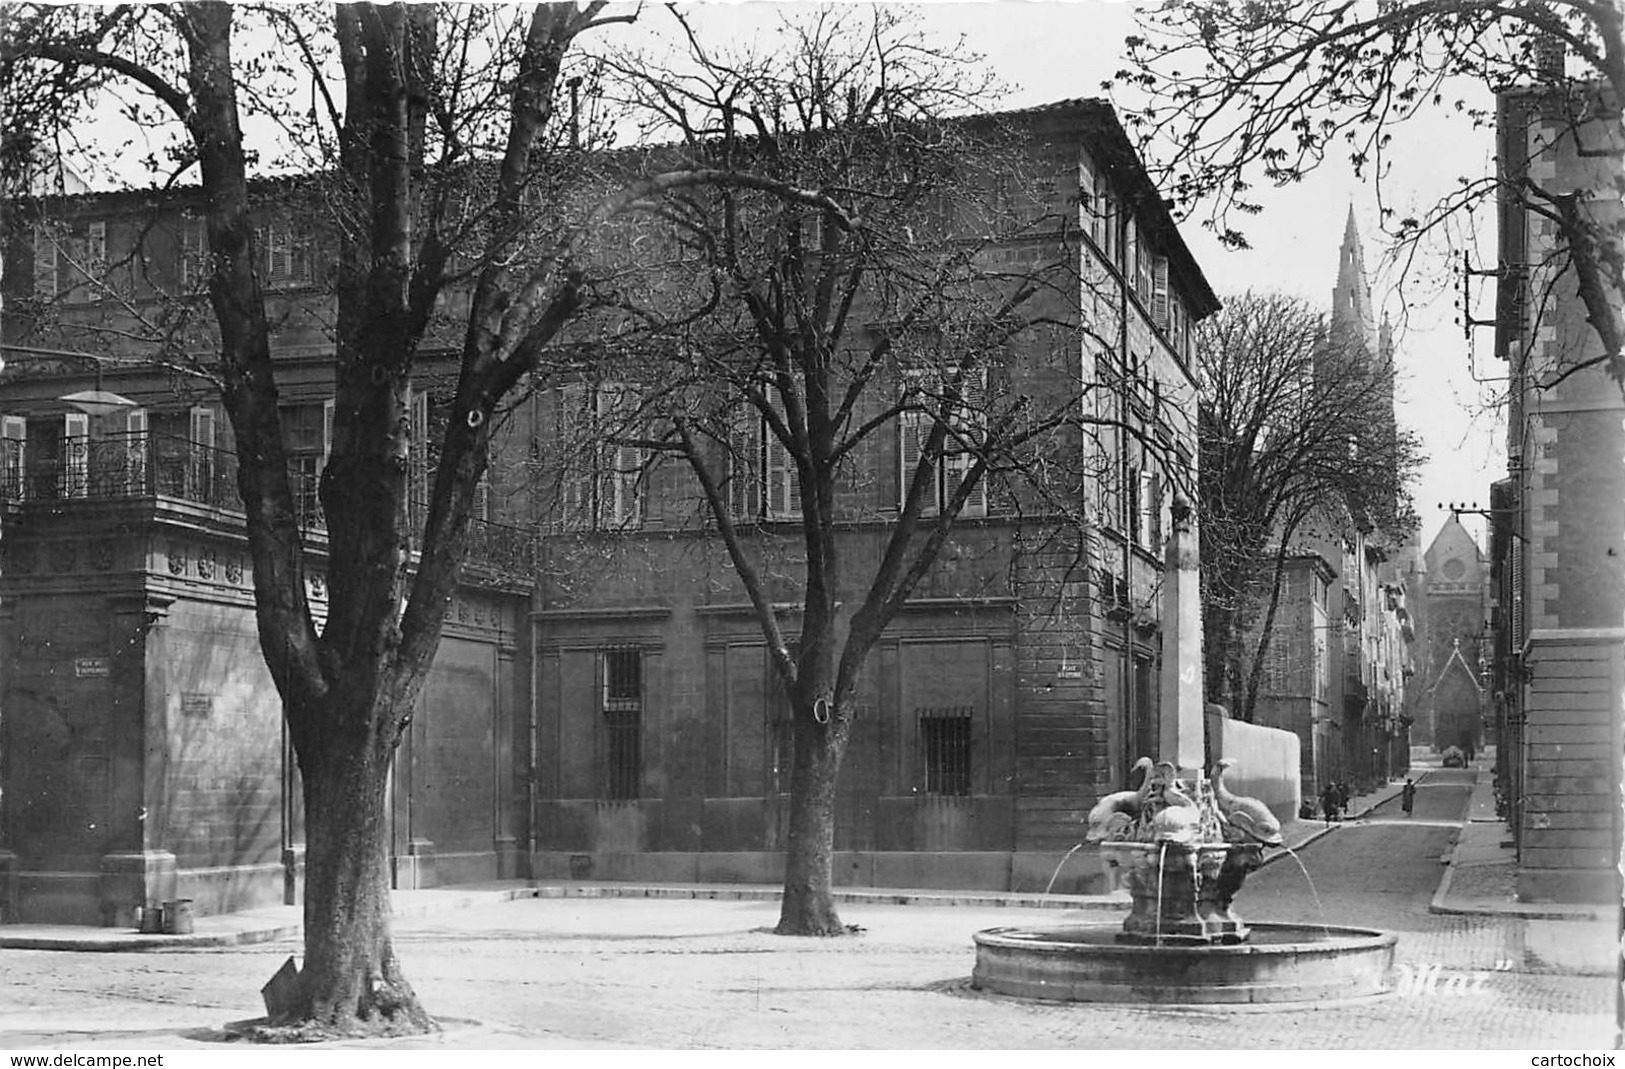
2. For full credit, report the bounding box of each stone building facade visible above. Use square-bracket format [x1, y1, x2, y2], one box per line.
[1490, 76, 1623, 904]
[527, 100, 1219, 893]
[0, 98, 1220, 922]
[0, 193, 534, 924]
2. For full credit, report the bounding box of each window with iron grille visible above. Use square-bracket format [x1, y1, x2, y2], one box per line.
[602, 649, 642, 800]
[920, 707, 973, 796]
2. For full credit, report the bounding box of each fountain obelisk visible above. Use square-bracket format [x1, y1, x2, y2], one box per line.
[1159, 499, 1204, 774]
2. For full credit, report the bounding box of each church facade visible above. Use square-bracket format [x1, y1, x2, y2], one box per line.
[1416, 517, 1489, 755]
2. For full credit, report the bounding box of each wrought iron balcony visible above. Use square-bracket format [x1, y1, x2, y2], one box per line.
[0, 431, 533, 581]
[1, 431, 244, 512]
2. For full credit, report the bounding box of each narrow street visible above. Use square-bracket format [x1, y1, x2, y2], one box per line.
[1248, 769, 1489, 935]
[0, 767, 1613, 1049]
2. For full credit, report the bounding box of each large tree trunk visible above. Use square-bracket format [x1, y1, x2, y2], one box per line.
[285, 700, 433, 1035]
[775, 708, 852, 936]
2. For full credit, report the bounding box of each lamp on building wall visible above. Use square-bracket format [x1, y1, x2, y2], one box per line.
[0, 344, 137, 415]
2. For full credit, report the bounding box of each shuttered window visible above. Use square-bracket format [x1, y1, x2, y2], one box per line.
[898, 367, 988, 519]
[729, 410, 801, 523]
[33, 227, 58, 296]
[552, 382, 644, 531]
[63, 413, 90, 498]
[2, 416, 26, 499]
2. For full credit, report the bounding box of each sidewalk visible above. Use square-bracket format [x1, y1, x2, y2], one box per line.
[1429, 764, 1609, 922]
[0, 765, 1600, 952]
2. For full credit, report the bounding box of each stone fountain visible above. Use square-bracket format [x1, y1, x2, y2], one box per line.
[972, 504, 1396, 1004]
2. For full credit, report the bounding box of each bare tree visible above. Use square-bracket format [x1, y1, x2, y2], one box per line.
[1197, 290, 1422, 722]
[0, 1, 845, 1034]
[580, 8, 1103, 935]
[1115, 0, 1624, 388]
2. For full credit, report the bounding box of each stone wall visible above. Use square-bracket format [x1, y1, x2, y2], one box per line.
[1205, 711, 1303, 822]
[1517, 629, 1621, 904]
[0, 499, 524, 924]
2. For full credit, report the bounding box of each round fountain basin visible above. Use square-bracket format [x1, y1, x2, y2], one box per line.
[972, 922, 1396, 1005]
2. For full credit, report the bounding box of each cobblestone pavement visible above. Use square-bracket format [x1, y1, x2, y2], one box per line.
[0, 768, 1613, 1050]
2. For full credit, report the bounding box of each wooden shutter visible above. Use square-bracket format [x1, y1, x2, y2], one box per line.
[190, 406, 215, 450]
[942, 452, 986, 518]
[322, 398, 336, 473]
[266, 222, 290, 281]
[34, 227, 58, 297]
[1148, 470, 1164, 549]
[765, 417, 800, 520]
[87, 221, 107, 269]
[63, 412, 89, 498]
[189, 405, 216, 496]
[126, 408, 149, 492]
[610, 385, 644, 528]
[291, 228, 312, 284]
[1152, 255, 1169, 331]
[1077, 152, 1097, 237]
[1510, 537, 1525, 653]
[181, 217, 207, 288]
[595, 386, 621, 527]
[554, 383, 591, 528]
[728, 414, 761, 522]
[2, 415, 26, 499]
[898, 409, 936, 516]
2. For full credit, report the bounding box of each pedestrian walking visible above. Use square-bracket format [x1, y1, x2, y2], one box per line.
[1401, 778, 1416, 817]
[1321, 782, 1340, 823]
[1336, 780, 1350, 820]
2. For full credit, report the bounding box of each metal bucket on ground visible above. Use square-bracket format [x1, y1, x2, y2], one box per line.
[162, 899, 194, 935]
[137, 903, 164, 933]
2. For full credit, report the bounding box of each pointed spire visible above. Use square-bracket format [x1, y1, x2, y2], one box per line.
[1332, 207, 1376, 352]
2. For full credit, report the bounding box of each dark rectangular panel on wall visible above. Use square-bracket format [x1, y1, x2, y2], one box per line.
[535, 649, 561, 801]
[557, 649, 597, 799]
[1102, 640, 1124, 788]
[725, 644, 768, 796]
[988, 642, 1015, 793]
[160, 613, 282, 872]
[414, 638, 495, 854]
[703, 644, 727, 797]
[639, 648, 663, 798]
